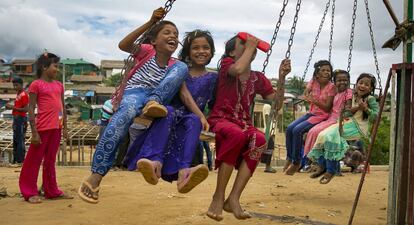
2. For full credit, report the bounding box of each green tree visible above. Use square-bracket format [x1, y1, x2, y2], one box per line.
[104, 73, 122, 87]
[286, 75, 306, 95]
[363, 116, 391, 165]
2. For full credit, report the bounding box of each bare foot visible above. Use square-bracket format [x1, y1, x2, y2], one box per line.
[27, 195, 42, 204]
[78, 173, 102, 204]
[207, 195, 224, 221]
[223, 198, 251, 220]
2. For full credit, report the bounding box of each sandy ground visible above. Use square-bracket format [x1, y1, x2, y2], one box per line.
[0, 166, 388, 225]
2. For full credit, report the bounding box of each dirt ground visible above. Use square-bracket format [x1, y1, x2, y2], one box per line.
[0, 167, 388, 225]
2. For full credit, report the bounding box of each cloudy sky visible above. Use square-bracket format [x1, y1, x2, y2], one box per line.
[0, 0, 406, 87]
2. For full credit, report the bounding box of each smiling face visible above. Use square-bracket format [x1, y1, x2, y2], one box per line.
[189, 37, 212, 67]
[356, 77, 373, 96]
[316, 65, 332, 85]
[335, 73, 349, 92]
[151, 24, 179, 55]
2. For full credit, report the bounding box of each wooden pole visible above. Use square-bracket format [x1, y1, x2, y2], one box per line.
[387, 70, 397, 225]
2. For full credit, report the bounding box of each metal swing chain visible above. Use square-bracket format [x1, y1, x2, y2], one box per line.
[262, 0, 290, 73]
[266, 0, 302, 139]
[347, 0, 358, 73]
[118, 0, 176, 95]
[301, 0, 331, 81]
[328, 0, 336, 62]
[364, 0, 382, 94]
[285, 0, 302, 59]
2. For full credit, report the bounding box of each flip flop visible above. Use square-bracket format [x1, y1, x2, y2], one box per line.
[78, 180, 100, 204]
[142, 101, 167, 118]
[319, 173, 334, 184]
[27, 195, 42, 204]
[177, 165, 209, 194]
[137, 159, 159, 185]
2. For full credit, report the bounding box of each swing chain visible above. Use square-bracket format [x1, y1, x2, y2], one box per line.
[115, 0, 176, 109]
[328, 0, 336, 62]
[285, 0, 302, 59]
[364, 0, 382, 93]
[347, 0, 358, 73]
[301, 0, 331, 81]
[262, 0, 289, 73]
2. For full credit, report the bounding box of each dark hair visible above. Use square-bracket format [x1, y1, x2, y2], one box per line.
[141, 20, 177, 44]
[12, 76, 23, 84]
[313, 60, 333, 79]
[356, 73, 376, 97]
[178, 29, 215, 65]
[36, 52, 60, 78]
[355, 73, 376, 120]
[332, 69, 350, 83]
[217, 35, 238, 69]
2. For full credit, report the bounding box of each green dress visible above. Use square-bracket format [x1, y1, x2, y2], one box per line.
[307, 95, 379, 161]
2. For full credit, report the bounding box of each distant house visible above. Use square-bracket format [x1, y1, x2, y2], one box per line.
[0, 82, 16, 94]
[70, 75, 103, 85]
[12, 59, 36, 77]
[100, 60, 124, 78]
[60, 58, 99, 80]
[0, 60, 12, 81]
[95, 86, 115, 104]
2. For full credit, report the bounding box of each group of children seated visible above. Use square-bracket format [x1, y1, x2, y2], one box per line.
[284, 62, 378, 185]
[19, 6, 378, 222]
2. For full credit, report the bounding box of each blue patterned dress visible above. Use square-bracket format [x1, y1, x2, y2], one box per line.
[124, 72, 217, 181]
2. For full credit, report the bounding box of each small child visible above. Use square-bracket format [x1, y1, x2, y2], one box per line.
[124, 29, 217, 193]
[6, 76, 29, 165]
[308, 73, 379, 184]
[79, 8, 206, 203]
[19, 52, 72, 203]
[206, 34, 291, 221]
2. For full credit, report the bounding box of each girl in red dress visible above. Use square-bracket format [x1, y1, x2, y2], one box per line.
[206, 34, 291, 221]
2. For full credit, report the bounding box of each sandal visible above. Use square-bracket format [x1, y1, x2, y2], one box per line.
[319, 172, 334, 184]
[310, 166, 326, 178]
[78, 180, 100, 204]
[283, 160, 292, 172]
[27, 195, 42, 204]
[177, 165, 209, 193]
[137, 159, 161, 185]
[142, 101, 167, 118]
[285, 163, 300, 175]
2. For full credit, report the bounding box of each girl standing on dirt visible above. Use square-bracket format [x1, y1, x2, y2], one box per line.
[206, 34, 291, 221]
[307, 73, 379, 184]
[78, 8, 206, 204]
[284, 60, 336, 175]
[124, 30, 217, 194]
[19, 52, 72, 203]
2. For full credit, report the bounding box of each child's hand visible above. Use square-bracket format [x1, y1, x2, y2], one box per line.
[358, 99, 368, 111]
[245, 36, 259, 50]
[5, 103, 13, 110]
[150, 7, 165, 23]
[279, 59, 291, 77]
[31, 132, 41, 145]
[200, 116, 210, 132]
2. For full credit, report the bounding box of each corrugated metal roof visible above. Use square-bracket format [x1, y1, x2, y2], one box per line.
[100, 60, 124, 69]
[95, 86, 115, 94]
[60, 58, 96, 66]
[70, 75, 103, 82]
[12, 59, 35, 65]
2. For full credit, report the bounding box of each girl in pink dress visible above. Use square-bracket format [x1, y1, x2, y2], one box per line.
[303, 69, 352, 156]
